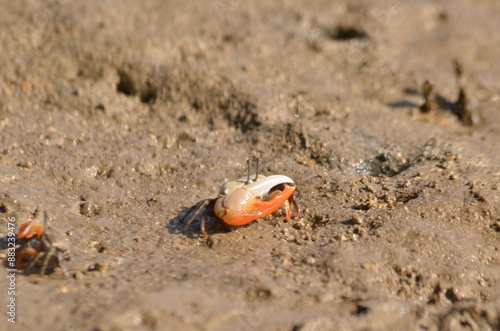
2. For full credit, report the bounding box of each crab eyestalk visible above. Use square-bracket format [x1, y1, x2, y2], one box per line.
[243, 158, 261, 184]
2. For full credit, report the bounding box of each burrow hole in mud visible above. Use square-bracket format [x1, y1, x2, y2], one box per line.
[140, 85, 158, 104]
[352, 304, 369, 315]
[116, 70, 136, 96]
[0, 204, 7, 213]
[116, 70, 158, 104]
[326, 25, 369, 41]
[356, 153, 409, 177]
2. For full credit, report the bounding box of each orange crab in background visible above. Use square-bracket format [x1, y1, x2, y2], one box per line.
[181, 159, 299, 237]
[16, 208, 70, 276]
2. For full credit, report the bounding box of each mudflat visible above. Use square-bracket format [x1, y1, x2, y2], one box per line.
[0, 1, 499, 330]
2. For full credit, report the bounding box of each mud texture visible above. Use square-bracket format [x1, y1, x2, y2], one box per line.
[0, 1, 499, 330]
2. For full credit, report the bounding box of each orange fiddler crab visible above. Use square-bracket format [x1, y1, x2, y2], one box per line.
[181, 159, 299, 237]
[16, 208, 70, 276]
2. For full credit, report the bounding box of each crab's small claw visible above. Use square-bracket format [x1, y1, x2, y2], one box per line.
[16, 247, 38, 270]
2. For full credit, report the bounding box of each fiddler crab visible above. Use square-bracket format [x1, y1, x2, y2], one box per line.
[16, 208, 70, 276]
[181, 159, 299, 237]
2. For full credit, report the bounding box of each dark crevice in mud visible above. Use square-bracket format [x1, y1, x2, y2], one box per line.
[353, 303, 369, 315]
[139, 83, 158, 104]
[217, 91, 260, 133]
[116, 70, 136, 96]
[286, 123, 308, 150]
[0, 194, 18, 215]
[325, 25, 369, 41]
[395, 190, 420, 204]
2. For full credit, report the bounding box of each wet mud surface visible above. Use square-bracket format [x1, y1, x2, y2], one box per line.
[0, 1, 499, 330]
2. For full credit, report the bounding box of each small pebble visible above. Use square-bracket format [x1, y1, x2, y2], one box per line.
[352, 215, 364, 225]
[80, 201, 101, 217]
[18, 160, 33, 168]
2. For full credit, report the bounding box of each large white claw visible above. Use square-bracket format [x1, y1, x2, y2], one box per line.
[245, 175, 294, 198]
[219, 174, 266, 195]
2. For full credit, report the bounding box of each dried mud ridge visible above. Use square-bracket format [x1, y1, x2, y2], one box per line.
[116, 63, 260, 133]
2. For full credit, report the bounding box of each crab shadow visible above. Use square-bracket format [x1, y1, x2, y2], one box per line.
[0, 234, 11, 250]
[388, 87, 457, 114]
[0, 235, 14, 271]
[167, 204, 224, 238]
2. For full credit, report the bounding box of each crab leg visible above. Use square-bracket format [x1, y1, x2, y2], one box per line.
[25, 251, 46, 275]
[283, 200, 291, 221]
[288, 192, 300, 215]
[182, 199, 213, 235]
[199, 208, 211, 238]
[39, 246, 55, 275]
[57, 252, 71, 277]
